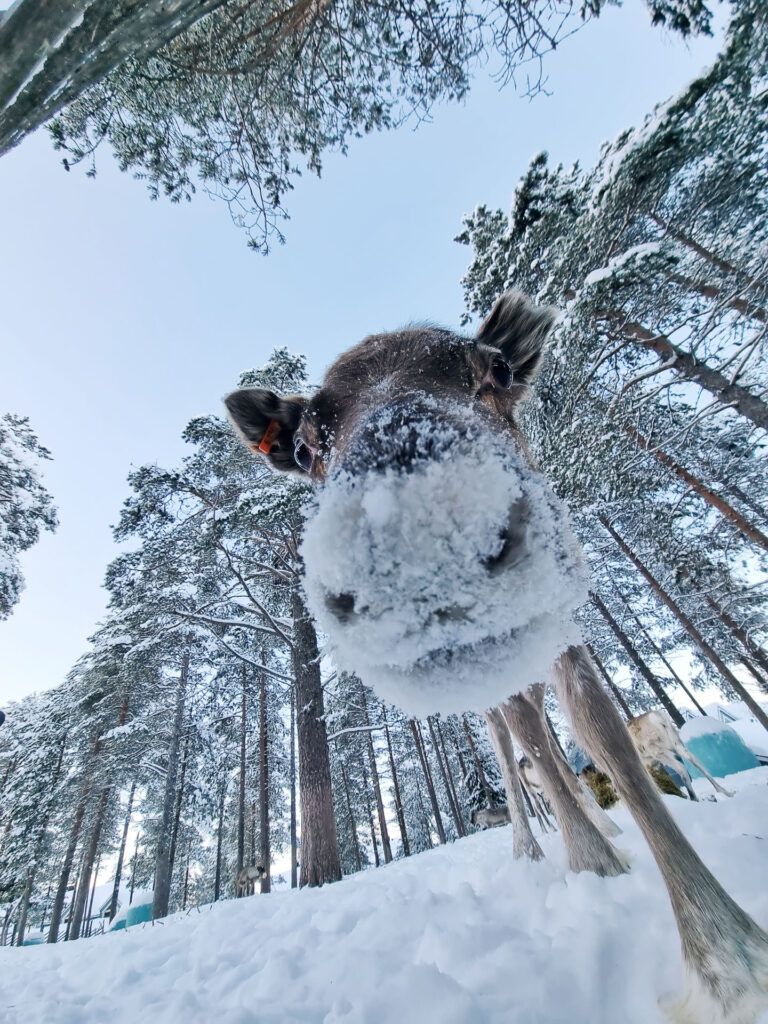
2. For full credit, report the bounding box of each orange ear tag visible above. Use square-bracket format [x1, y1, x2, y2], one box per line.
[255, 419, 281, 454]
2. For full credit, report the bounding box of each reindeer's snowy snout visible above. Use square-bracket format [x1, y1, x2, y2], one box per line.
[300, 414, 588, 717]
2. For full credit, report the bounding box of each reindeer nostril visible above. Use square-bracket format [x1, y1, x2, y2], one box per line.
[326, 591, 356, 621]
[483, 501, 530, 575]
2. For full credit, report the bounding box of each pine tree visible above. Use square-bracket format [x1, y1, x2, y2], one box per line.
[0, 414, 58, 619]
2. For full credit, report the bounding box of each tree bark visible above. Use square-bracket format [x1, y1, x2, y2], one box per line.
[359, 682, 392, 863]
[129, 832, 140, 905]
[290, 588, 341, 886]
[649, 213, 767, 295]
[586, 644, 633, 720]
[740, 657, 768, 695]
[68, 783, 109, 940]
[428, 716, 466, 837]
[182, 846, 191, 910]
[611, 319, 768, 431]
[624, 424, 768, 551]
[336, 745, 362, 872]
[462, 716, 495, 806]
[48, 730, 101, 943]
[85, 853, 101, 936]
[0, 0, 232, 157]
[361, 758, 380, 867]
[259, 651, 271, 892]
[705, 594, 768, 690]
[382, 706, 410, 857]
[16, 732, 67, 944]
[168, 730, 190, 886]
[107, 781, 136, 921]
[592, 591, 685, 726]
[289, 683, 298, 889]
[409, 719, 446, 844]
[600, 517, 768, 734]
[214, 782, 226, 902]
[614, 592, 708, 715]
[237, 663, 247, 888]
[152, 647, 190, 920]
[666, 271, 767, 325]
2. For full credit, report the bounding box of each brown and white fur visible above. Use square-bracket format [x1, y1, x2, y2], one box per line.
[470, 804, 510, 829]
[235, 864, 266, 896]
[628, 710, 734, 801]
[225, 291, 768, 1022]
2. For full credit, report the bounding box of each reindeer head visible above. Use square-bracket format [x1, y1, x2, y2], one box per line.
[225, 292, 587, 715]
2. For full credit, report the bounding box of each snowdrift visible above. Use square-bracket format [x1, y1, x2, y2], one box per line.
[2, 769, 767, 1024]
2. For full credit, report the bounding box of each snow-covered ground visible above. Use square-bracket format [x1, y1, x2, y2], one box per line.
[3, 768, 768, 1024]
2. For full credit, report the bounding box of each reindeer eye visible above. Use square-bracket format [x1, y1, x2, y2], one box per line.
[294, 439, 313, 472]
[490, 357, 513, 389]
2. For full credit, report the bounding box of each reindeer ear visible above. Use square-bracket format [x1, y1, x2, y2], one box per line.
[224, 388, 308, 473]
[476, 291, 557, 387]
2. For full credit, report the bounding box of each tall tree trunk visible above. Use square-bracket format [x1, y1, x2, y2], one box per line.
[250, 800, 257, 867]
[291, 588, 341, 886]
[336, 744, 362, 872]
[359, 683, 392, 863]
[592, 591, 685, 727]
[600, 516, 768, 734]
[259, 652, 271, 892]
[237, 663, 248, 888]
[361, 759, 380, 867]
[623, 424, 768, 551]
[614, 592, 708, 715]
[108, 781, 136, 921]
[85, 853, 101, 936]
[289, 683, 298, 889]
[436, 718, 466, 835]
[48, 730, 101, 943]
[214, 782, 226, 902]
[739, 657, 768, 694]
[649, 213, 766, 294]
[587, 645, 633, 720]
[705, 594, 768, 689]
[610, 318, 768, 431]
[129, 832, 140, 905]
[428, 717, 466, 837]
[65, 855, 84, 942]
[382, 706, 410, 857]
[462, 716, 494, 806]
[39, 880, 53, 936]
[68, 784, 109, 940]
[152, 647, 190, 921]
[409, 719, 446, 843]
[0, 0, 233, 158]
[182, 845, 191, 910]
[168, 730, 190, 885]
[666, 270, 768, 325]
[16, 732, 67, 944]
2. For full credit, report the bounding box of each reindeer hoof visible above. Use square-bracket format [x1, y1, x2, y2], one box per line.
[660, 936, 768, 1024]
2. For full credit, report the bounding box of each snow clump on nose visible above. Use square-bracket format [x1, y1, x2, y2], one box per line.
[300, 440, 588, 717]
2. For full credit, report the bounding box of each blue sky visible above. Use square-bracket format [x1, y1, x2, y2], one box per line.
[0, 2, 725, 704]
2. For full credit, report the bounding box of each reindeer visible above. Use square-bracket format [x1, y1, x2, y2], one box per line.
[628, 710, 734, 802]
[235, 864, 266, 897]
[225, 292, 768, 1023]
[470, 804, 510, 829]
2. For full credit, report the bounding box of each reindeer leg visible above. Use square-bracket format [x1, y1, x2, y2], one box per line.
[526, 683, 622, 839]
[554, 646, 768, 1024]
[677, 744, 734, 799]
[484, 708, 544, 861]
[521, 777, 553, 833]
[669, 755, 699, 801]
[501, 693, 627, 877]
